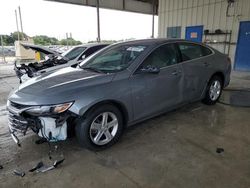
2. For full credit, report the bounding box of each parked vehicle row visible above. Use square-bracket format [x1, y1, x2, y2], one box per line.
[7, 39, 231, 150]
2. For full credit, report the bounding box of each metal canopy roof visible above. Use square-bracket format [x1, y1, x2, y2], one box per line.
[46, 0, 158, 15]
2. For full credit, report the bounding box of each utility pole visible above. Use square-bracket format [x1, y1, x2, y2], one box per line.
[1, 35, 6, 63]
[15, 10, 20, 41]
[18, 6, 24, 40]
[96, 0, 101, 42]
[66, 33, 69, 49]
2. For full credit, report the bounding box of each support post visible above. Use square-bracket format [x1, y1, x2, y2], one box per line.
[151, 0, 155, 38]
[96, 0, 101, 42]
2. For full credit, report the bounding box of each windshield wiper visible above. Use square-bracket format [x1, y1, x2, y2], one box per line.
[82, 67, 104, 73]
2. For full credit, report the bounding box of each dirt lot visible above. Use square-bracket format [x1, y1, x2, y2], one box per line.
[0, 65, 250, 188]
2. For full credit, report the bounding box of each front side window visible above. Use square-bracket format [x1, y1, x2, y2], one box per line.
[178, 43, 212, 61]
[80, 45, 147, 73]
[141, 44, 178, 69]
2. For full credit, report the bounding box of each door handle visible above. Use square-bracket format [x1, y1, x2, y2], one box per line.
[204, 62, 210, 67]
[172, 70, 182, 75]
[172, 70, 178, 75]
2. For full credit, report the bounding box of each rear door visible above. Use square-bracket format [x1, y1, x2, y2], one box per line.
[130, 43, 184, 121]
[177, 42, 214, 102]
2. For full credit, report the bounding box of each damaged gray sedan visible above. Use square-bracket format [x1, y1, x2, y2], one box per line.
[7, 39, 231, 150]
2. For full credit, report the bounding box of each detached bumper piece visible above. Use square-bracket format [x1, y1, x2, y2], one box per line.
[9, 128, 21, 147]
[36, 159, 65, 173]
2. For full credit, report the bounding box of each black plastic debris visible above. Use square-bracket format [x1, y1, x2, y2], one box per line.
[0, 165, 3, 169]
[35, 138, 47, 145]
[53, 159, 64, 168]
[13, 170, 25, 177]
[29, 161, 44, 172]
[216, 148, 224, 154]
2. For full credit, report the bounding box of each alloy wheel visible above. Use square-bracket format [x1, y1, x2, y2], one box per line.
[209, 80, 221, 101]
[89, 112, 118, 145]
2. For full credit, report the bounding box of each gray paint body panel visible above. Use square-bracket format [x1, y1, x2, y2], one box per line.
[8, 39, 231, 126]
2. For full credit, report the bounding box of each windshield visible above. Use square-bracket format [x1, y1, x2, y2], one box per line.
[62, 47, 87, 60]
[80, 45, 147, 73]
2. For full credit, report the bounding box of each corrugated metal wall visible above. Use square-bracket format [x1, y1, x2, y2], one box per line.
[158, 0, 250, 65]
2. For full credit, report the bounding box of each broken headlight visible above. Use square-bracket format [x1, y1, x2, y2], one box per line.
[25, 102, 73, 116]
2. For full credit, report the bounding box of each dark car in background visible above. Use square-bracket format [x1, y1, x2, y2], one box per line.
[7, 39, 231, 150]
[14, 43, 109, 82]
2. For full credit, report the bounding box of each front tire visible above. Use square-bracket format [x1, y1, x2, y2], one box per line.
[75, 104, 124, 151]
[202, 75, 223, 105]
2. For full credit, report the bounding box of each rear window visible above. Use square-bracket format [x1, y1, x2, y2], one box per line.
[178, 43, 212, 61]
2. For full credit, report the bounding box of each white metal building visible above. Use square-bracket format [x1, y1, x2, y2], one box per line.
[48, 0, 250, 70]
[158, 0, 250, 70]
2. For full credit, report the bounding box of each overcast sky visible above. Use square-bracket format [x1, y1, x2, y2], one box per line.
[0, 0, 158, 43]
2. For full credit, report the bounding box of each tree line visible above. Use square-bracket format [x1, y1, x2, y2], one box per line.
[0, 32, 82, 46]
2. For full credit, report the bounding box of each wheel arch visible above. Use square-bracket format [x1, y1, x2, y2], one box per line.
[201, 71, 225, 99]
[210, 71, 225, 87]
[80, 100, 129, 126]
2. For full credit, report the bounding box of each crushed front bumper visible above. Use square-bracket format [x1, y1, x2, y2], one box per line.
[7, 105, 41, 146]
[7, 101, 72, 146]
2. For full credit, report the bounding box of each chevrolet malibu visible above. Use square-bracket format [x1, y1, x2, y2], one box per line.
[7, 39, 231, 150]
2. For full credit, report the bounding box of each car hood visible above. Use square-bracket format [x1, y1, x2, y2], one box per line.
[21, 43, 60, 56]
[9, 67, 115, 105]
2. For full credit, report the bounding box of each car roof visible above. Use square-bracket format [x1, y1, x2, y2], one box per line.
[112, 38, 187, 46]
[108, 38, 215, 52]
[75, 43, 110, 48]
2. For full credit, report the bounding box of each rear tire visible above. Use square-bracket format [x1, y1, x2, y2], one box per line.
[202, 75, 223, 105]
[75, 104, 124, 151]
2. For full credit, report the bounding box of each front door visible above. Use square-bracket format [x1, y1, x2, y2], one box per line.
[235, 21, 250, 71]
[130, 43, 183, 121]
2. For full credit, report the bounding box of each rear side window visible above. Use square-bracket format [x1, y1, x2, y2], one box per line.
[142, 44, 179, 69]
[178, 43, 212, 61]
[201, 46, 213, 56]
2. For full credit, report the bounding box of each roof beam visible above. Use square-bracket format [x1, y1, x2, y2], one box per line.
[45, 0, 158, 15]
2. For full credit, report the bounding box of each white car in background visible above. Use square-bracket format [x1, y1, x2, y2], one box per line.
[14, 43, 109, 83]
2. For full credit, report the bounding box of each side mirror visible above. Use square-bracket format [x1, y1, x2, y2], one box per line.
[139, 65, 160, 74]
[79, 54, 86, 60]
